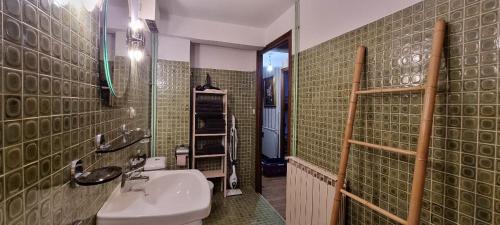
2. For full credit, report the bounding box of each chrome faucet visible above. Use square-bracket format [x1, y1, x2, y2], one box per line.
[121, 124, 130, 143]
[121, 165, 149, 192]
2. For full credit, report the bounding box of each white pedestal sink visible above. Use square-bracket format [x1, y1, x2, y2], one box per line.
[97, 170, 211, 225]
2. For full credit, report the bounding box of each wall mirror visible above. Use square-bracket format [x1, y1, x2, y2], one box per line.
[99, 0, 151, 106]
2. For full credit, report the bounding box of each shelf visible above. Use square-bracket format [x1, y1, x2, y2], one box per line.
[74, 166, 122, 186]
[195, 154, 226, 158]
[201, 170, 225, 178]
[193, 88, 228, 197]
[195, 112, 226, 115]
[195, 133, 226, 137]
[96, 129, 151, 154]
[195, 89, 227, 95]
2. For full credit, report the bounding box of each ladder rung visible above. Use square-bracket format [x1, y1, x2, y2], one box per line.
[340, 189, 407, 225]
[348, 139, 416, 156]
[355, 86, 425, 94]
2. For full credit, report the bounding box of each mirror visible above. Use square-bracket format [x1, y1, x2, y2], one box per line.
[101, 30, 131, 99]
[99, 0, 150, 106]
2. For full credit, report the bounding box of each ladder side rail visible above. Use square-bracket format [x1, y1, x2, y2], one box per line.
[406, 19, 446, 225]
[329, 46, 366, 225]
[340, 189, 407, 225]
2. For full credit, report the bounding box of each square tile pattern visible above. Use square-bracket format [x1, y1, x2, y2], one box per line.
[0, 1, 151, 225]
[296, 0, 499, 225]
[192, 68, 256, 188]
[204, 188, 285, 225]
[156, 60, 191, 169]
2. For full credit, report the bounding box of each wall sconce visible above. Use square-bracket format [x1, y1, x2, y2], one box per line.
[127, 19, 145, 61]
[52, 0, 102, 12]
[53, 0, 69, 7]
[82, 0, 102, 11]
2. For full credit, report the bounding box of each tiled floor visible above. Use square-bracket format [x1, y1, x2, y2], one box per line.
[262, 176, 287, 218]
[204, 187, 285, 225]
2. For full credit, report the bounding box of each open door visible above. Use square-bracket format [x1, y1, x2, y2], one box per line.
[255, 31, 292, 218]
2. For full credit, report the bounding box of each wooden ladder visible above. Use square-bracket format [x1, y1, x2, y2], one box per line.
[329, 19, 446, 225]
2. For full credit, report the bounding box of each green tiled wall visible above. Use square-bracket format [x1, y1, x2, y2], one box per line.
[156, 60, 191, 169]
[192, 68, 256, 188]
[296, 0, 499, 224]
[0, 1, 151, 224]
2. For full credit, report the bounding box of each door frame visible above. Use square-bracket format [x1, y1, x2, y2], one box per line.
[280, 67, 289, 159]
[255, 30, 292, 193]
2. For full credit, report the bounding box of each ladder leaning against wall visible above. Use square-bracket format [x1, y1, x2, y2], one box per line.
[329, 19, 446, 225]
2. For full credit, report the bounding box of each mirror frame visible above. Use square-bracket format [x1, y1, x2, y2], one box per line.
[101, 0, 117, 96]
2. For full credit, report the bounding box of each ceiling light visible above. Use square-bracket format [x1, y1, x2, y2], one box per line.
[267, 55, 273, 72]
[53, 0, 69, 7]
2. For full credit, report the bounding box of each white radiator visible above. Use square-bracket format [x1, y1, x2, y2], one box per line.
[286, 157, 346, 225]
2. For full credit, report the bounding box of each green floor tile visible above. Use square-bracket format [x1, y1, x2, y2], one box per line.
[204, 187, 285, 225]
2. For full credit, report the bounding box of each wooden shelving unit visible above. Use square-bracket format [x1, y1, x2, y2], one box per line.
[192, 89, 228, 197]
[194, 133, 227, 137]
[194, 154, 226, 158]
[201, 170, 225, 179]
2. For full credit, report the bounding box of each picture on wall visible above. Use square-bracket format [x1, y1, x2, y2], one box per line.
[263, 77, 276, 107]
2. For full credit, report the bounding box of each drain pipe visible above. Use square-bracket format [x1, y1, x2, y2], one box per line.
[291, 0, 300, 157]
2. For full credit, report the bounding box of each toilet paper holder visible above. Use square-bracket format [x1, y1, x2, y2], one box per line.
[175, 145, 190, 167]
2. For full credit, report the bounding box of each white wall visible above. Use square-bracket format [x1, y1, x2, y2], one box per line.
[157, 35, 191, 62]
[159, 15, 266, 49]
[107, 3, 129, 31]
[299, 0, 420, 51]
[265, 6, 294, 44]
[190, 44, 256, 71]
[114, 31, 128, 57]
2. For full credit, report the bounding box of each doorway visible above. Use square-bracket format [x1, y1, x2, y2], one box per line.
[255, 31, 292, 218]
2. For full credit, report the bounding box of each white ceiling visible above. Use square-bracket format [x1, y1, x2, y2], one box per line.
[158, 0, 293, 28]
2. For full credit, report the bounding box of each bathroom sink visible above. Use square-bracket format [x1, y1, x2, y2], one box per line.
[97, 170, 211, 225]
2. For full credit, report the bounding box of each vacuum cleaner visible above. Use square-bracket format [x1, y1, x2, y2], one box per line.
[227, 115, 243, 196]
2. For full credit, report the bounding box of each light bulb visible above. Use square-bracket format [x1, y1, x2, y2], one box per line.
[266, 54, 273, 72]
[134, 50, 144, 61]
[128, 49, 136, 60]
[128, 49, 144, 61]
[129, 19, 144, 31]
[53, 0, 69, 7]
[82, 0, 101, 11]
[267, 64, 273, 72]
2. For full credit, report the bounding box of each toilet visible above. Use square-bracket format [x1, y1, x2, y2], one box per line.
[207, 180, 214, 197]
[144, 157, 167, 171]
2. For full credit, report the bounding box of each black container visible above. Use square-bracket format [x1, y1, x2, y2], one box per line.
[261, 158, 287, 177]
